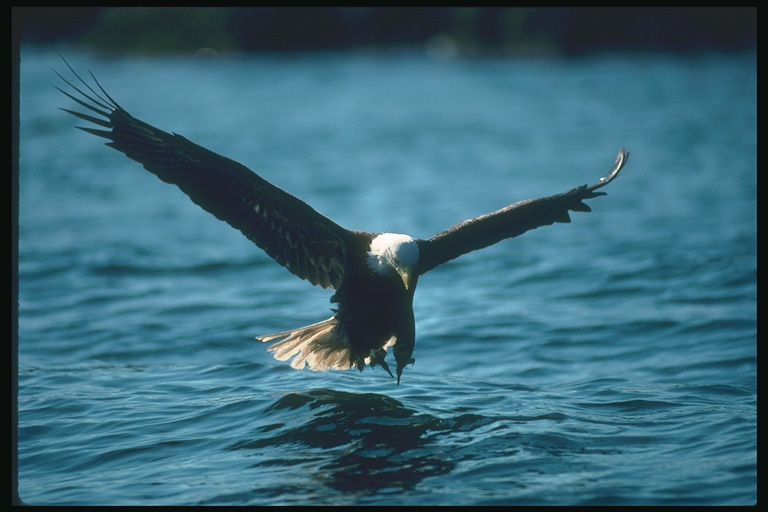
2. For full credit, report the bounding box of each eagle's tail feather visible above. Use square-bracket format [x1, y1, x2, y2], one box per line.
[257, 316, 354, 371]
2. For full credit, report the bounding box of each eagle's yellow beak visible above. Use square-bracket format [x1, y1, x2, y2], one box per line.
[398, 266, 415, 290]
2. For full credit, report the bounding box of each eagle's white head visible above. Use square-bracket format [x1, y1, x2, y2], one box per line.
[367, 233, 419, 290]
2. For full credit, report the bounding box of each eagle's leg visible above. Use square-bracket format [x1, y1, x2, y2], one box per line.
[368, 348, 394, 378]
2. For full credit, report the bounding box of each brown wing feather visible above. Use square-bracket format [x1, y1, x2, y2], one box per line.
[417, 148, 629, 275]
[57, 59, 359, 289]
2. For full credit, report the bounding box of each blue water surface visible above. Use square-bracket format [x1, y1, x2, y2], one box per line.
[17, 46, 755, 505]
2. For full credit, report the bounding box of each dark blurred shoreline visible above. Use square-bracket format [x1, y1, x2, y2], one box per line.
[14, 7, 756, 57]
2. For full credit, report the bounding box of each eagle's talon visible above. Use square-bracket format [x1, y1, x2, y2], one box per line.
[369, 348, 394, 378]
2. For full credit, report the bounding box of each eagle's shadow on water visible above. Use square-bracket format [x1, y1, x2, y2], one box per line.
[229, 388, 456, 492]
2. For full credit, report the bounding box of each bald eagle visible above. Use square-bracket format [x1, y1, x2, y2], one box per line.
[56, 60, 629, 384]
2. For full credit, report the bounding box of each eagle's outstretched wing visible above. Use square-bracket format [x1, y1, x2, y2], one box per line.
[57, 58, 359, 290]
[416, 148, 629, 275]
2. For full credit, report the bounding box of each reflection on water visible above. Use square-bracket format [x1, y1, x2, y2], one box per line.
[232, 389, 455, 492]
